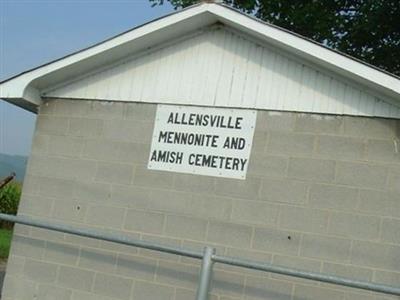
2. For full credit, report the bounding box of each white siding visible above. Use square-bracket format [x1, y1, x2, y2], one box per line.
[44, 26, 400, 118]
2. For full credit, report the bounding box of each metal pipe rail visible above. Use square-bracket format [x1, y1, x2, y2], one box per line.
[1, 213, 399, 299]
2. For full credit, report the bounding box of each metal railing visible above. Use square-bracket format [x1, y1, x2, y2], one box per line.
[0, 213, 399, 299]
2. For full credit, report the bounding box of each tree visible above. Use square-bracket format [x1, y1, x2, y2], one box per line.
[150, 0, 400, 76]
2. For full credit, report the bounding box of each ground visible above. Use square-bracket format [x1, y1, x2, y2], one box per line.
[0, 228, 12, 297]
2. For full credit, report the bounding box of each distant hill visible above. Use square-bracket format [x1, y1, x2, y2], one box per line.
[0, 154, 28, 182]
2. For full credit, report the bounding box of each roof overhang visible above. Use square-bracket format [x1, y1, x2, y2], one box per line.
[1, 2, 400, 113]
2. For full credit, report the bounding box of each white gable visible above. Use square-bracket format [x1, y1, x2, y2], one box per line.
[44, 26, 400, 118]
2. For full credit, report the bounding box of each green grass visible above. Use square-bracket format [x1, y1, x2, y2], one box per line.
[0, 228, 12, 259]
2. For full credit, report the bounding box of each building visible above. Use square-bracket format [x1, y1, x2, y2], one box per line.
[1, 2, 399, 300]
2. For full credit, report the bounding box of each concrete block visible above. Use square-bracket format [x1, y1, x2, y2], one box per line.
[103, 119, 153, 143]
[110, 184, 150, 209]
[5, 255, 25, 276]
[28, 155, 97, 180]
[71, 291, 116, 300]
[31, 134, 49, 154]
[99, 230, 140, 255]
[30, 227, 64, 243]
[54, 99, 90, 116]
[186, 194, 232, 221]
[247, 154, 288, 178]
[212, 269, 245, 298]
[351, 241, 400, 271]
[316, 135, 365, 160]
[74, 180, 111, 204]
[294, 113, 343, 134]
[288, 157, 335, 183]
[243, 275, 292, 300]
[322, 262, 372, 282]
[18, 194, 53, 217]
[260, 178, 308, 204]
[37, 283, 72, 300]
[173, 173, 215, 194]
[387, 167, 400, 193]
[86, 101, 124, 119]
[165, 214, 208, 241]
[343, 117, 398, 139]
[148, 189, 189, 214]
[123, 102, 156, 121]
[24, 259, 57, 283]
[367, 139, 400, 162]
[39, 99, 57, 115]
[133, 165, 174, 189]
[266, 132, 315, 156]
[11, 235, 45, 259]
[95, 162, 133, 185]
[272, 255, 321, 283]
[93, 273, 133, 300]
[358, 189, 400, 218]
[253, 227, 301, 255]
[21, 175, 41, 195]
[374, 270, 400, 286]
[57, 265, 95, 291]
[12, 224, 31, 236]
[1, 275, 37, 300]
[52, 199, 87, 223]
[132, 281, 174, 300]
[328, 212, 380, 240]
[251, 131, 268, 154]
[381, 218, 400, 244]
[215, 177, 261, 200]
[175, 288, 218, 300]
[336, 162, 388, 189]
[300, 234, 351, 262]
[86, 205, 125, 229]
[36, 116, 69, 135]
[68, 117, 103, 138]
[208, 221, 252, 248]
[124, 209, 165, 234]
[117, 141, 150, 164]
[257, 111, 295, 132]
[139, 234, 181, 262]
[222, 247, 272, 275]
[83, 139, 120, 161]
[79, 247, 117, 272]
[156, 260, 199, 290]
[64, 226, 101, 248]
[48, 135, 84, 158]
[280, 206, 329, 234]
[44, 241, 80, 265]
[308, 184, 358, 211]
[115, 254, 156, 280]
[37, 176, 74, 199]
[231, 200, 279, 226]
[293, 284, 344, 300]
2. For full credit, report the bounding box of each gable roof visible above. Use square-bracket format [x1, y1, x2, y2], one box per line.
[1, 2, 399, 113]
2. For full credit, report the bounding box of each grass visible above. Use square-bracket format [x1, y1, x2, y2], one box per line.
[0, 228, 12, 259]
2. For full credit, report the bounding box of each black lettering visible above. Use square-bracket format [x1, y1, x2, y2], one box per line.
[158, 131, 168, 142]
[167, 113, 174, 124]
[235, 117, 243, 129]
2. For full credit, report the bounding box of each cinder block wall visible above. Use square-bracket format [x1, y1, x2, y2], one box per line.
[3, 99, 400, 300]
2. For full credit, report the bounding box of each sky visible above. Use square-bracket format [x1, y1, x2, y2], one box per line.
[0, 0, 174, 156]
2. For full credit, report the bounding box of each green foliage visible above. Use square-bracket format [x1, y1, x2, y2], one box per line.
[0, 229, 12, 258]
[0, 182, 21, 228]
[150, 0, 400, 76]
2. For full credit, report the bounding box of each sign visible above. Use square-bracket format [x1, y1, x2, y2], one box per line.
[148, 105, 257, 179]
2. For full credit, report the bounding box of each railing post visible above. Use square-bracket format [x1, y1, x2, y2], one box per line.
[196, 246, 215, 300]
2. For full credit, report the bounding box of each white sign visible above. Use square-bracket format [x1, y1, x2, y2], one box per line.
[148, 105, 257, 179]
